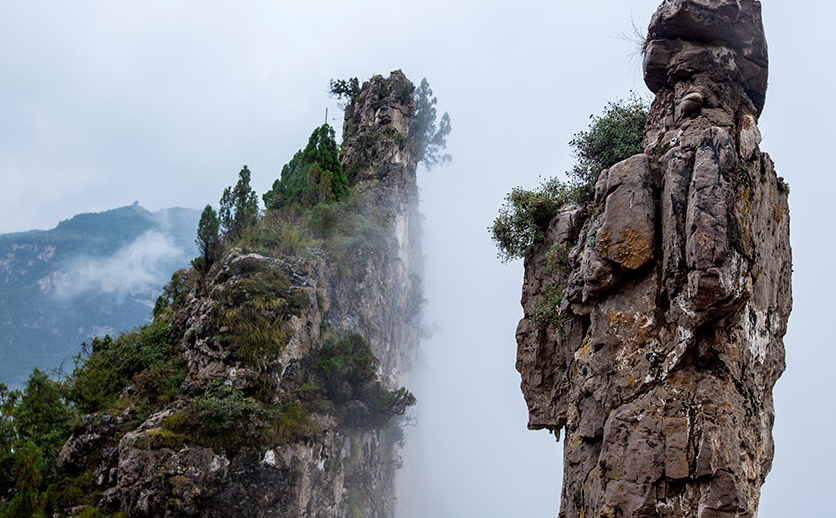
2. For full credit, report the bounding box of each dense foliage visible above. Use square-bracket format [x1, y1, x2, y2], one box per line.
[490, 178, 577, 263]
[315, 334, 416, 427]
[196, 204, 221, 266]
[411, 78, 452, 169]
[329, 77, 360, 102]
[219, 166, 259, 240]
[568, 94, 648, 202]
[0, 371, 100, 517]
[490, 96, 649, 261]
[262, 124, 349, 210]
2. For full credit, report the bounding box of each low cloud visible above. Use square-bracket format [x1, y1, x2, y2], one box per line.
[52, 231, 187, 300]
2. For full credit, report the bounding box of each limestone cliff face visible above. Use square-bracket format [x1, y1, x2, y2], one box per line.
[331, 70, 423, 384]
[516, 2, 791, 516]
[59, 71, 422, 518]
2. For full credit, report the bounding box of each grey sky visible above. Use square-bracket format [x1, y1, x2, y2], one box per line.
[1, 1, 832, 516]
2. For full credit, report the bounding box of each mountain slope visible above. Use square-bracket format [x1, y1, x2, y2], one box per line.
[0, 204, 200, 387]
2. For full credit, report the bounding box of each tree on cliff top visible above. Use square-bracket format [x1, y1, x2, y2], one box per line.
[330, 75, 452, 170]
[411, 78, 451, 169]
[219, 166, 259, 240]
[262, 124, 349, 210]
[328, 77, 360, 103]
[196, 205, 221, 266]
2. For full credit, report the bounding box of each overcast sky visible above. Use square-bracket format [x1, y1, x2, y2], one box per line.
[1, 1, 833, 516]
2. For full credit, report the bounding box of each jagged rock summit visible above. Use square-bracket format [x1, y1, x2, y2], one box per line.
[515, 1, 791, 516]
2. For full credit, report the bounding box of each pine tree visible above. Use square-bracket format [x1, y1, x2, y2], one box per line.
[196, 205, 221, 266]
[411, 78, 452, 169]
[219, 166, 259, 239]
[262, 125, 348, 209]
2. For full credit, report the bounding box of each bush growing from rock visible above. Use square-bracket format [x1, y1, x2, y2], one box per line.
[490, 96, 648, 261]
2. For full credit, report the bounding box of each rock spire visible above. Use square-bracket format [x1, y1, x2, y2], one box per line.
[515, 1, 791, 516]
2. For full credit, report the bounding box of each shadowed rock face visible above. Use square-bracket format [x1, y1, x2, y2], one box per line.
[515, 2, 791, 516]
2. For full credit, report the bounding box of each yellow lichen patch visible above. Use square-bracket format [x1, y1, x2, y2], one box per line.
[575, 336, 593, 360]
[607, 310, 652, 347]
[597, 229, 614, 257]
[568, 403, 579, 422]
[614, 227, 654, 269]
[770, 189, 789, 224]
[667, 371, 692, 387]
[741, 114, 753, 131]
[568, 433, 582, 452]
[170, 475, 189, 495]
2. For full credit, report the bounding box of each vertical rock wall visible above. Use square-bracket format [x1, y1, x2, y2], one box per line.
[515, 2, 791, 516]
[331, 70, 423, 385]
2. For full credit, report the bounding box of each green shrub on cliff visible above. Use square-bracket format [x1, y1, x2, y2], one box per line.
[315, 333, 416, 427]
[162, 379, 316, 453]
[490, 95, 648, 261]
[66, 319, 186, 415]
[568, 94, 648, 201]
[329, 77, 360, 102]
[490, 178, 576, 263]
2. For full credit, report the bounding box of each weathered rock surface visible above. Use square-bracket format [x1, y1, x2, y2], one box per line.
[516, 2, 790, 517]
[60, 71, 423, 518]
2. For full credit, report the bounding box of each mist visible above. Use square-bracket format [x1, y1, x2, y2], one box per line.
[0, 0, 833, 515]
[397, 162, 563, 516]
[51, 230, 186, 301]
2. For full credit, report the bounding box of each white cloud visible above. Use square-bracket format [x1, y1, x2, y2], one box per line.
[52, 230, 185, 300]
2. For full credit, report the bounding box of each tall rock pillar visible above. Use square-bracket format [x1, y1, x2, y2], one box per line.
[515, 1, 791, 516]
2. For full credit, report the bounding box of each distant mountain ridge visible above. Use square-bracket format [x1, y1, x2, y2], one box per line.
[0, 204, 200, 388]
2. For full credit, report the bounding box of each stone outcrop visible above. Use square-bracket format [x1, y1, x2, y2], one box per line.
[59, 71, 423, 518]
[515, 2, 791, 516]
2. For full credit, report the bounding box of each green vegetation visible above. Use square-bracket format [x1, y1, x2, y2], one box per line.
[490, 178, 577, 263]
[234, 190, 391, 272]
[209, 258, 302, 370]
[529, 244, 575, 327]
[152, 270, 189, 321]
[196, 204, 221, 267]
[162, 380, 315, 454]
[0, 373, 75, 517]
[219, 165, 259, 240]
[65, 320, 186, 416]
[329, 77, 360, 103]
[411, 78, 452, 169]
[262, 124, 349, 210]
[490, 96, 648, 262]
[315, 333, 416, 427]
[568, 94, 648, 202]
